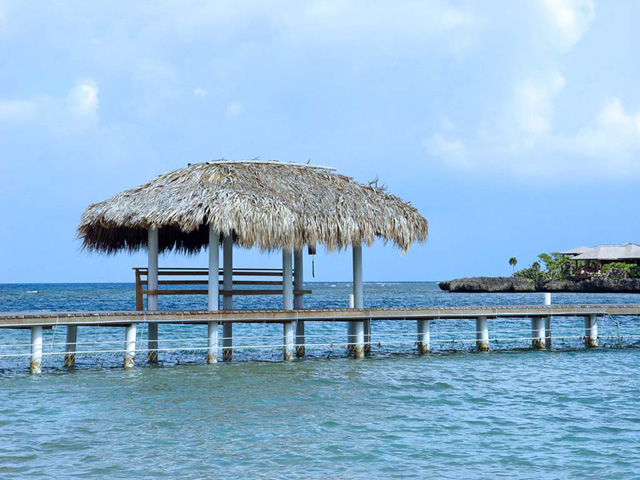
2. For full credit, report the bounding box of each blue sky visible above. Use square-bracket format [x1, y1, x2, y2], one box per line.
[1, 0, 638, 283]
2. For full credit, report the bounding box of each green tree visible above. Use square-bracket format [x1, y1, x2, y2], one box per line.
[509, 257, 518, 273]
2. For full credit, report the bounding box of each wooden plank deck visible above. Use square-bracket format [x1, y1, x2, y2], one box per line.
[1, 305, 639, 328]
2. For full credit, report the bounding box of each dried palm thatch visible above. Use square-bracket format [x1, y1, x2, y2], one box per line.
[78, 160, 428, 254]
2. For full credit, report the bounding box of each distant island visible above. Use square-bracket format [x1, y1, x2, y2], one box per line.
[440, 244, 640, 293]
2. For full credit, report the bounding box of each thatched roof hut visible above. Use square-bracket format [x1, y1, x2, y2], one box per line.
[78, 160, 428, 254]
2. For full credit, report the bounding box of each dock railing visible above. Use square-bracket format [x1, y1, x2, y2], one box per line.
[133, 267, 311, 310]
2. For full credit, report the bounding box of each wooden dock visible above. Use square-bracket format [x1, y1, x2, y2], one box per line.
[2, 304, 639, 374]
[2, 304, 640, 328]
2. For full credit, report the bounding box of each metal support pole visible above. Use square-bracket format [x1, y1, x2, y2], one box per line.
[544, 292, 552, 348]
[417, 319, 430, 354]
[64, 325, 78, 368]
[585, 314, 598, 348]
[283, 321, 294, 361]
[124, 323, 137, 369]
[222, 235, 233, 361]
[347, 294, 355, 352]
[207, 225, 220, 364]
[531, 317, 545, 350]
[354, 321, 365, 359]
[475, 316, 489, 352]
[30, 326, 43, 374]
[147, 227, 159, 363]
[294, 249, 305, 357]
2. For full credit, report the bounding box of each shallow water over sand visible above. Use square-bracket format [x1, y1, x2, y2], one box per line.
[1, 283, 640, 478]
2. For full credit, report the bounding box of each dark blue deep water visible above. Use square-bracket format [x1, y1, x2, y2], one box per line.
[1, 282, 640, 479]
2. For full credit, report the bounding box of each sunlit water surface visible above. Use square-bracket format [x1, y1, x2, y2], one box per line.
[1, 282, 640, 479]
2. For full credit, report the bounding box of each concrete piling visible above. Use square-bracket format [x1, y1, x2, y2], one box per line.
[347, 294, 355, 352]
[283, 321, 295, 361]
[531, 317, 546, 350]
[475, 316, 489, 352]
[124, 323, 137, 369]
[417, 319, 431, 354]
[354, 321, 365, 359]
[207, 321, 219, 364]
[544, 292, 552, 348]
[30, 326, 43, 374]
[585, 314, 598, 348]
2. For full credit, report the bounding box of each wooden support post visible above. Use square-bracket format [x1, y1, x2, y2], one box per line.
[283, 321, 294, 361]
[135, 269, 143, 311]
[148, 324, 158, 364]
[124, 323, 137, 369]
[147, 228, 159, 310]
[283, 248, 294, 360]
[64, 325, 78, 368]
[353, 245, 363, 309]
[585, 314, 598, 348]
[207, 225, 220, 364]
[354, 321, 365, 359]
[222, 323, 232, 361]
[147, 227, 159, 364]
[347, 294, 355, 352]
[294, 249, 305, 357]
[222, 235, 233, 361]
[417, 319, 430, 354]
[30, 326, 43, 374]
[476, 316, 489, 352]
[283, 248, 293, 310]
[353, 246, 368, 353]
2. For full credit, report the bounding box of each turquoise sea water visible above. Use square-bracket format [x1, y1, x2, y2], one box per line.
[1, 283, 640, 479]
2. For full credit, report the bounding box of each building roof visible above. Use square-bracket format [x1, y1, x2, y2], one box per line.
[560, 246, 592, 255]
[571, 243, 640, 261]
[78, 160, 429, 254]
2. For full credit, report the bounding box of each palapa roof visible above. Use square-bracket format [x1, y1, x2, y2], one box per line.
[571, 243, 640, 261]
[78, 160, 428, 254]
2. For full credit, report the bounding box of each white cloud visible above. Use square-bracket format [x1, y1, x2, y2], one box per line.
[225, 101, 244, 118]
[278, 0, 475, 50]
[425, 133, 467, 166]
[558, 97, 640, 159]
[423, 0, 633, 180]
[0, 99, 37, 123]
[66, 80, 99, 118]
[193, 87, 208, 97]
[539, 0, 595, 52]
[509, 72, 566, 148]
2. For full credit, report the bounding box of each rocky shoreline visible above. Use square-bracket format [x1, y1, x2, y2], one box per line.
[439, 276, 640, 293]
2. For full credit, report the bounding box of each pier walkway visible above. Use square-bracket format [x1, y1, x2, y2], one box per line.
[3, 304, 640, 327]
[1, 305, 639, 374]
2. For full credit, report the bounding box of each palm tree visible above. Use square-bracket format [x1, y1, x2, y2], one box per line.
[509, 257, 518, 273]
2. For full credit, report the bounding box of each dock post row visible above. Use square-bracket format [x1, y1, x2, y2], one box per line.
[18, 304, 629, 373]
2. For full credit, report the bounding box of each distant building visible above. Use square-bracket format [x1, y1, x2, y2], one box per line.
[561, 244, 640, 278]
